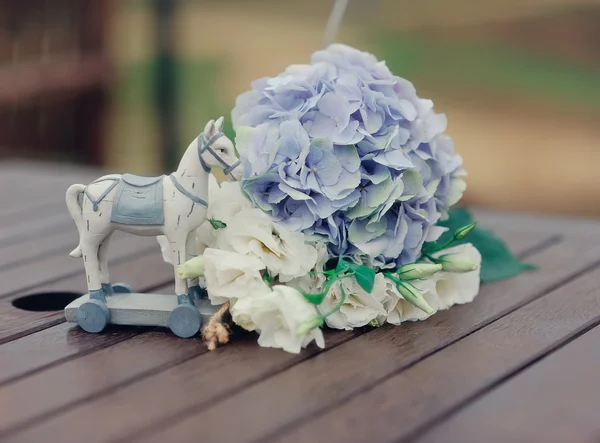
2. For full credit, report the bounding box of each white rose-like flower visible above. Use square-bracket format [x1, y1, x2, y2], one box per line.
[203, 248, 271, 304]
[230, 285, 325, 354]
[320, 274, 387, 330]
[432, 243, 481, 310]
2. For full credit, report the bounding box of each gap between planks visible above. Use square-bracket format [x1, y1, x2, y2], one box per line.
[0, 234, 594, 443]
[410, 325, 600, 443]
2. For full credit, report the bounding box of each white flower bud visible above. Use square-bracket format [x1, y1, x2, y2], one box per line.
[397, 281, 434, 314]
[454, 222, 476, 241]
[437, 253, 479, 273]
[295, 315, 324, 337]
[397, 263, 442, 280]
[177, 256, 206, 279]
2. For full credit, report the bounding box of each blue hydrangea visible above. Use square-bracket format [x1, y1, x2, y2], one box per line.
[232, 44, 465, 268]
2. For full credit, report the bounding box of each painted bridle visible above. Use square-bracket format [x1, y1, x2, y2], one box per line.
[197, 131, 240, 176]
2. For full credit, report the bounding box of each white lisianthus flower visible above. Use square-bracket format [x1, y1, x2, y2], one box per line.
[215, 207, 318, 282]
[203, 248, 271, 305]
[432, 243, 481, 310]
[381, 242, 481, 324]
[288, 240, 330, 293]
[251, 223, 318, 282]
[230, 285, 325, 354]
[193, 177, 318, 282]
[319, 274, 387, 330]
[447, 168, 468, 208]
[206, 174, 252, 221]
[195, 176, 254, 250]
[382, 276, 441, 324]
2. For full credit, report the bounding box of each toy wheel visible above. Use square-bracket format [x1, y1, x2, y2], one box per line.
[77, 299, 110, 333]
[169, 304, 202, 338]
[112, 283, 133, 294]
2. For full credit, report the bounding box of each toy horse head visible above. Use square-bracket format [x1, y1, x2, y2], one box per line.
[196, 117, 242, 180]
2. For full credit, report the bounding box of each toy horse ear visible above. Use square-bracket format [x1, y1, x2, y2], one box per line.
[203, 119, 216, 138]
[215, 116, 224, 131]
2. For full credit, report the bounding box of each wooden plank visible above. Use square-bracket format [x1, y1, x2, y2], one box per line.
[0, 199, 66, 224]
[0, 162, 100, 208]
[0, 232, 159, 300]
[272, 267, 600, 443]
[472, 207, 600, 240]
[0, 229, 77, 270]
[413, 326, 600, 443]
[0, 330, 357, 443]
[0, 235, 586, 443]
[0, 330, 208, 437]
[0, 247, 174, 344]
[0, 263, 175, 385]
[0, 213, 72, 247]
[0, 323, 138, 387]
[125, 237, 600, 443]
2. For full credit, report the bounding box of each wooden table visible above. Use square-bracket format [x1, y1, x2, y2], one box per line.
[1, 160, 599, 443]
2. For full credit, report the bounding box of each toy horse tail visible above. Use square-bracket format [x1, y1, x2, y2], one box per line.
[66, 184, 86, 258]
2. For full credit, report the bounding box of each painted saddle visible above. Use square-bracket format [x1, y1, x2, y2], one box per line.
[110, 174, 165, 225]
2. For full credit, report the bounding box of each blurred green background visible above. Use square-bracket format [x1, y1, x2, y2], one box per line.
[1, 0, 600, 215]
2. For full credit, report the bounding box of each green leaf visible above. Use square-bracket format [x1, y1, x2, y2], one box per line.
[208, 218, 227, 230]
[301, 291, 327, 305]
[300, 278, 337, 305]
[434, 208, 536, 283]
[335, 257, 351, 274]
[348, 263, 376, 293]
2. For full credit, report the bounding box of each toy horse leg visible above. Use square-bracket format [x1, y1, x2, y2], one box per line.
[77, 239, 111, 333]
[168, 231, 202, 338]
[185, 232, 205, 303]
[98, 233, 133, 295]
[98, 233, 114, 297]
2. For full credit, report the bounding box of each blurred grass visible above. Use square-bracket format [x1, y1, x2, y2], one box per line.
[378, 32, 600, 112]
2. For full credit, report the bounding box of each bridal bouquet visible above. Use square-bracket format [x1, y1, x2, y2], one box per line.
[164, 44, 531, 353]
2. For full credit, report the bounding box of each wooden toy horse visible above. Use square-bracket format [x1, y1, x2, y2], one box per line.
[65, 117, 241, 338]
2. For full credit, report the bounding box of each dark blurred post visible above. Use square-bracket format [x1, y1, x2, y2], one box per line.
[77, 0, 108, 166]
[154, 0, 178, 171]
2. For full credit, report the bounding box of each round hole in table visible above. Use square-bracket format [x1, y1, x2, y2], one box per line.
[12, 292, 81, 311]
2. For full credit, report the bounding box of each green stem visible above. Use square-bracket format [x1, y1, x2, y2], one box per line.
[320, 281, 347, 319]
[422, 252, 438, 263]
[425, 238, 455, 254]
[307, 269, 336, 277]
[383, 272, 401, 285]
